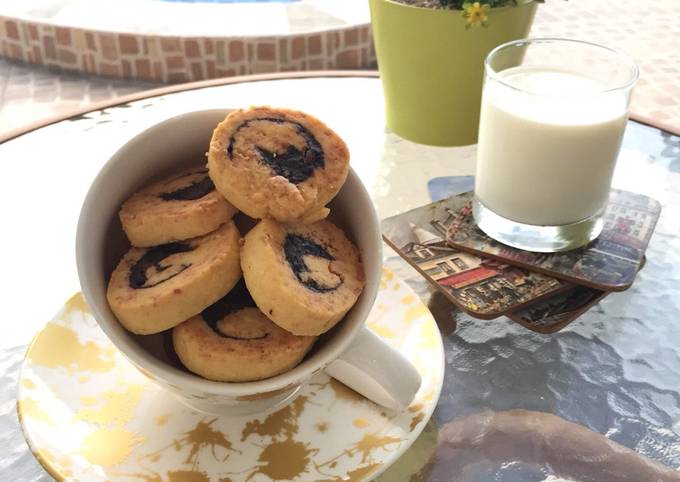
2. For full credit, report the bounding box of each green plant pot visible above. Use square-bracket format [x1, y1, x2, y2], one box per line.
[369, 0, 537, 146]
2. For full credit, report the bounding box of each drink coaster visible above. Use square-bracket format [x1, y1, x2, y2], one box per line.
[507, 255, 647, 334]
[443, 190, 660, 291]
[384, 177, 656, 331]
[17, 269, 444, 482]
[382, 200, 569, 320]
[507, 285, 609, 334]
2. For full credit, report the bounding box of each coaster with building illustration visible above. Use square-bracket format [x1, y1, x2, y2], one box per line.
[506, 284, 609, 333]
[506, 254, 647, 333]
[382, 177, 658, 332]
[443, 190, 660, 291]
[381, 203, 571, 320]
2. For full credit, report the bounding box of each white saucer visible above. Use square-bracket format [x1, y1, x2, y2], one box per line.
[18, 268, 444, 482]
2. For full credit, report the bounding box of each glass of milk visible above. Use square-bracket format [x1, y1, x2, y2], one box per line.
[473, 38, 638, 252]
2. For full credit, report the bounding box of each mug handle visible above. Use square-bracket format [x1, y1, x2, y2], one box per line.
[325, 326, 422, 411]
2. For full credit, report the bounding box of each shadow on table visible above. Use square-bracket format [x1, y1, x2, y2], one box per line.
[414, 409, 680, 482]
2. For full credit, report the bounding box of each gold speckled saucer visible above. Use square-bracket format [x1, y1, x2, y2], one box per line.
[17, 268, 444, 482]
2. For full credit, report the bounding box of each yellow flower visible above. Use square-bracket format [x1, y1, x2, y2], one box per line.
[463, 2, 491, 28]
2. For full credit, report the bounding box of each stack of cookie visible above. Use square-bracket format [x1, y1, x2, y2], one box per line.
[107, 107, 365, 382]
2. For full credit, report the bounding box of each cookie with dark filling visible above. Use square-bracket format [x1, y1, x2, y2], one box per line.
[107, 222, 242, 334]
[172, 280, 316, 382]
[241, 218, 365, 336]
[120, 166, 237, 247]
[208, 106, 349, 223]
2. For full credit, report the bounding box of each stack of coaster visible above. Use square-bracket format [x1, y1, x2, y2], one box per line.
[381, 177, 661, 333]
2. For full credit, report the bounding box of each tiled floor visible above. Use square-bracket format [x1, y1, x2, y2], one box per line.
[0, 0, 678, 139]
[0, 0, 374, 82]
[531, 0, 680, 127]
[0, 58, 157, 135]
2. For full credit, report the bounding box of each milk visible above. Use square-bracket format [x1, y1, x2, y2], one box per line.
[475, 66, 629, 226]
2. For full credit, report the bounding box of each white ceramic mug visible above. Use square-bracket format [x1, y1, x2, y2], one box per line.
[76, 109, 421, 416]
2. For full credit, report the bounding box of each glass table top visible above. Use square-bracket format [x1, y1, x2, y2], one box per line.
[2, 75, 679, 481]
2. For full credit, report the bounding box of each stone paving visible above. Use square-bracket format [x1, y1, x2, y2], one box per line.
[0, 0, 374, 82]
[0, 58, 158, 135]
[532, 0, 680, 128]
[0, 0, 678, 139]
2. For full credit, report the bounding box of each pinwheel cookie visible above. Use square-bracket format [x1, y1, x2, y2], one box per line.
[120, 166, 237, 247]
[241, 218, 365, 336]
[173, 280, 317, 382]
[208, 106, 349, 223]
[107, 222, 242, 334]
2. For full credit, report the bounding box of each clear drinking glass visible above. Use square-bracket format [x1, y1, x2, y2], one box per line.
[473, 38, 639, 252]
